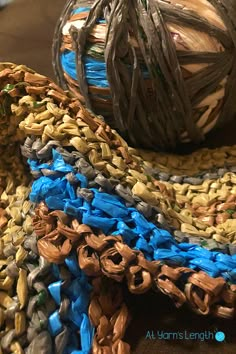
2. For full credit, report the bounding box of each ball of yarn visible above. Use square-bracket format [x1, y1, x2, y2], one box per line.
[53, 0, 236, 151]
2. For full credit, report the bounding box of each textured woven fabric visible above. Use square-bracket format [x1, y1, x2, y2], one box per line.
[1, 62, 236, 354]
[12, 66, 236, 245]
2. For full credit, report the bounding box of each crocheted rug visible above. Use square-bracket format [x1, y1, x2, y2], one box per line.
[0, 62, 235, 353]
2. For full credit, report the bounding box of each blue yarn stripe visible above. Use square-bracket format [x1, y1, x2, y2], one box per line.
[61, 51, 109, 88]
[72, 7, 91, 15]
[48, 256, 94, 354]
[28, 150, 236, 283]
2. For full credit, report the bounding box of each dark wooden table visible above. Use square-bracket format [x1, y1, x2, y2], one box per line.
[125, 290, 236, 353]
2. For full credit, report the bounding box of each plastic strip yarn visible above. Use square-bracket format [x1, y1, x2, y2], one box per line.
[33, 201, 236, 319]
[11, 68, 236, 244]
[21, 137, 236, 255]
[47, 257, 94, 354]
[0, 62, 129, 353]
[0, 151, 54, 352]
[0, 71, 58, 353]
[0, 64, 95, 354]
[2, 63, 236, 247]
[53, 0, 236, 150]
[26, 151, 236, 281]
[1, 62, 236, 353]
[89, 278, 130, 353]
[0, 173, 94, 353]
[3, 62, 236, 245]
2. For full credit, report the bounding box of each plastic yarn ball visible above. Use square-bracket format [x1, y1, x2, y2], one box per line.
[53, 0, 236, 151]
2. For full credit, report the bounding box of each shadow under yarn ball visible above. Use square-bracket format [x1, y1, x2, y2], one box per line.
[53, 0, 236, 151]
